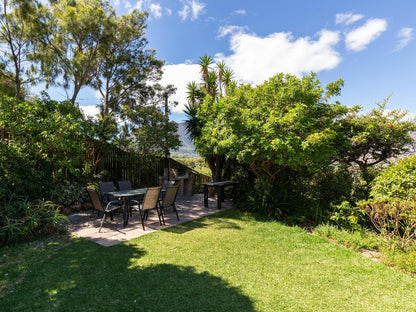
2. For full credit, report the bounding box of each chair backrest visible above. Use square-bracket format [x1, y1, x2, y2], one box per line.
[117, 180, 132, 191]
[162, 185, 179, 207]
[87, 188, 104, 212]
[99, 182, 116, 204]
[142, 187, 162, 211]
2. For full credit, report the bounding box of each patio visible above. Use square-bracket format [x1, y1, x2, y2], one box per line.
[67, 193, 234, 247]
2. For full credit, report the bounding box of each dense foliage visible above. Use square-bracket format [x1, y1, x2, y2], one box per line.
[370, 155, 416, 201]
[0, 95, 89, 201]
[0, 95, 88, 244]
[0, 0, 181, 245]
[337, 99, 415, 184]
[193, 71, 415, 224]
[354, 156, 416, 245]
[174, 157, 211, 176]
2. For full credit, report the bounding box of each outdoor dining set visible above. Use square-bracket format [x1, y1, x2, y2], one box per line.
[87, 180, 180, 232]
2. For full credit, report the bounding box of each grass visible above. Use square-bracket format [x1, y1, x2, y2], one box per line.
[1, 209, 416, 311]
[314, 223, 416, 274]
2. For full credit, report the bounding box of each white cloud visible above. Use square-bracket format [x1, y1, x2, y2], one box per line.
[113, 0, 120, 6]
[345, 18, 387, 51]
[80, 105, 100, 120]
[131, 0, 144, 10]
[179, 0, 205, 21]
[217, 25, 248, 38]
[232, 9, 246, 16]
[159, 28, 342, 113]
[216, 29, 341, 85]
[178, 4, 190, 20]
[190, 0, 205, 19]
[159, 63, 201, 112]
[335, 13, 364, 26]
[150, 3, 162, 18]
[394, 27, 414, 52]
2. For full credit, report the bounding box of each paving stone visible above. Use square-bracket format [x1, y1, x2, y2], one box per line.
[67, 193, 233, 246]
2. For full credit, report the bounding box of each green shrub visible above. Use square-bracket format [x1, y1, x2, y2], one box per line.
[359, 199, 416, 246]
[370, 155, 416, 201]
[0, 142, 53, 203]
[330, 201, 367, 230]
[49, 180, 89, 208]
[234, 164, 358, 225]
[359, 156, 416, 246]
[0, 200, 68, 246]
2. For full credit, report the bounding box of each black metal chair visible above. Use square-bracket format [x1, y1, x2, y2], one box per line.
[99, 181, 117, 204]
[87, 188, 121, 232]
[131, 187, 163, 231]
[159, 185, 180, 222]
[117, 180, 132, 191]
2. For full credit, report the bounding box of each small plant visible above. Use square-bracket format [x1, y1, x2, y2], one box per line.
[0, 200, 68, 246]
[314, 223, 383, 251]
[359, 199, 416, 247]
[330, 201, 367, 230]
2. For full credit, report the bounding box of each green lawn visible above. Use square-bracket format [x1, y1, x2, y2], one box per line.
[1, 209, 416, 311]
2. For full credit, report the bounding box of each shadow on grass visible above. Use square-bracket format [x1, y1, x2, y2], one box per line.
[1, 237, 255, 312]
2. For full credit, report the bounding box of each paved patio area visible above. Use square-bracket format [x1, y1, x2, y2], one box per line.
[67, 193, 233, 247]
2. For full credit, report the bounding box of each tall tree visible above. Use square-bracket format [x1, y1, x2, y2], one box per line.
[198, 54, 213, 94]
[92, 9, 163, 116]
[31, 0, 115, 104]
[116, 84, 181, 167]
[0, 0, 41, 98]
[216, 61, 226, 96]
[221, 68, 235, 95]
[337, 97, 416, 184]
[185, 55, 235, 182]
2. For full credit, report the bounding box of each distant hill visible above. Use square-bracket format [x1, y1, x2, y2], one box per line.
[171, 122, 199, 158]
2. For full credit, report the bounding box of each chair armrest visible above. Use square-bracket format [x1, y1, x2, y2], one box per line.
[130, 199, 142, 205]
[105, 201, 121, 212]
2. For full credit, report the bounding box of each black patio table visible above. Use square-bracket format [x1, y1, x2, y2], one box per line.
[202, 181, 238, 209]
[106, 188, 147, 226]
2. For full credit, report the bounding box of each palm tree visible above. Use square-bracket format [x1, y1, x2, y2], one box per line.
[221, 68, 235, 96]
[206, 70, 217, 100]
[183, 102, 201, 141]
[186, 81, 201, 105]
[216, 61, 226, 96]
[198, 54, 213, 93]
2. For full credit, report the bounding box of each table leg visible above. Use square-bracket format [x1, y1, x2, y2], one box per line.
[232, 184, 237, 203]
[123, 200, 129, 226]
[216, 186, 222, 209]
[204, 184, 209, 207]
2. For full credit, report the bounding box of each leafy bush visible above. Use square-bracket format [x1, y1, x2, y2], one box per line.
[358, 156, 416, 246]
[0, 200, 68, 246]
[0, 142, 53, 203]
[49, 180, 89, 208]
[234, 164, 357, 225]
[0, 95, 88, 244]
[0, 95, 89, 190]
[175, 157, 211, 176]
[330, 201, 367, 231]
[359, 199, 416, 246]
[370, 155, 416, 201]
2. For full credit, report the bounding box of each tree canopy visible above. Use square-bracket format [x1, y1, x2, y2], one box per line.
[196, 73, 349, 182]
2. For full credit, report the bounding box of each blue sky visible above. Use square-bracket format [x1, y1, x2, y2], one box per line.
[78, 0, 416, 122]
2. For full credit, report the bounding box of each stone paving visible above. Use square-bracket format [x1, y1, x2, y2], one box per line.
[67, 194, 233, 247]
